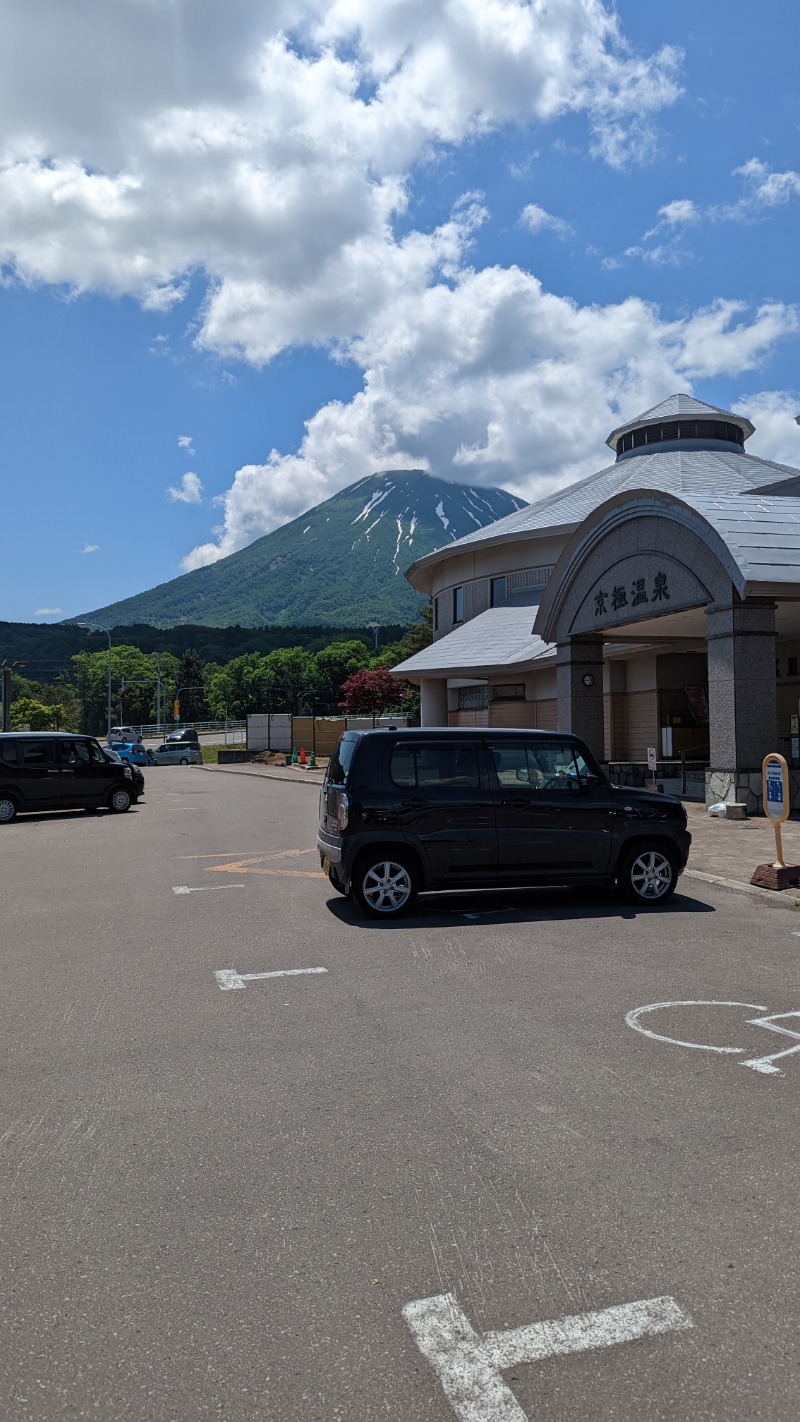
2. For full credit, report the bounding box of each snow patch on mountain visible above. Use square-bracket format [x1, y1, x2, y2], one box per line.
[435, 500, 449, 531]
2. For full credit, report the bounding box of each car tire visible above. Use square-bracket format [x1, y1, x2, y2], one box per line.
[352, 852, 419, 918]
[108, 786, 133, 814]
[617, 844, 678, 905]
[180, 757, 189, 765]
[0, 795, 18, 824]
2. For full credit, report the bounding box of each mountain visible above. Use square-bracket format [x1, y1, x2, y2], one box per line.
[74, 470, 525, 629]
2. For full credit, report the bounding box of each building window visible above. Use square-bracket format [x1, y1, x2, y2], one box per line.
[433, 596, 439, 632]
[789, 657, 798, 677]
[492, 683, 526, 702]
[490, 576, 506, 607]
[458, 685, 489, 710]
[453, 585, 464, 623]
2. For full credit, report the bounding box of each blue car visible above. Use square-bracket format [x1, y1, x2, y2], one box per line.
[109, 741, 149, 766]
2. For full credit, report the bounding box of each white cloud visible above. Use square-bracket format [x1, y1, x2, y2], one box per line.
[34, 606, 63, 617]
[733, 390, 800, 468]
[81, 543, 100, 554]
[167, 472, 203, 504]
[657, 198, 698, 227]
[733, 158, 800, 209]
[624, 242, 683, 267]
[177, 434, 195, 453]
[519, 203, 572, 238]
[0, 0, 680, 355]
[182, 282, 799, 567]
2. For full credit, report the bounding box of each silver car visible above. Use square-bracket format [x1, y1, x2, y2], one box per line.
[152, 742, 203, 766]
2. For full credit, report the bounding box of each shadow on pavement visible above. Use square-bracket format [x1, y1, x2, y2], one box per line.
[325, 883, 715, 929]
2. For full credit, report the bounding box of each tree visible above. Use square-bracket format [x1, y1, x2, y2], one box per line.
[173, 649, 208, 723]
[313, 640, 370, 711]
[9, 697, 64, 730]
[338, 665, 407, 716]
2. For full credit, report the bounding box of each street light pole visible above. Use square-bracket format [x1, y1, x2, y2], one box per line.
[77, 623, 112, 740]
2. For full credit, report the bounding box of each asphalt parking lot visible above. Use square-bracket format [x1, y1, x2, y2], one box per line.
[3, 767, 800, 1420]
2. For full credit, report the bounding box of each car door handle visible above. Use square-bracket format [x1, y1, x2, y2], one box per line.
[501, 796, 529, 808]
[48, 768, 63, 775]
[401, 797, 428, 809]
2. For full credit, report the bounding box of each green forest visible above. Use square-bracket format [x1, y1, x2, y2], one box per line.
[0, 609, 431, 735]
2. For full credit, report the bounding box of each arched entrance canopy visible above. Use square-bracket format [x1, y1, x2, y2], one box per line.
[533, 488, 800, 781]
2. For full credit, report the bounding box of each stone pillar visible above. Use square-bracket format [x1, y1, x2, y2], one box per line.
[706, 598, 777, 806]
[556, 636, 604, 761]
[419, 678, 449, 727]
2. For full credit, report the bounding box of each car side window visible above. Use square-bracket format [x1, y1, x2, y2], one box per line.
[88, 741, 110, 764]
[489, 741, 595, 790]
[0, 740, 17, 765]
[19, 740, 53, 766]
[59, 740, 91, 766]
[389, 743, 480, 789]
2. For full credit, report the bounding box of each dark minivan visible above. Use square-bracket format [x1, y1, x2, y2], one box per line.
[318, 728, 691, 916]
[0, 732, 142, 823]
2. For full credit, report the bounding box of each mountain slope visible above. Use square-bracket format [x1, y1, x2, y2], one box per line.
[75, 470, 525, 629]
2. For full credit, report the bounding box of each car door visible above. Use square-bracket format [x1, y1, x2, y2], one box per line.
[384, 739, 498, 883]
[488, 739, 613, 879]
[57, 738, 114, 807]
[15, 738, 62, 811]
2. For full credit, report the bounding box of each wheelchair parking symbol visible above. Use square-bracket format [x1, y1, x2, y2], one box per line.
[626, 1000, 800, 1076]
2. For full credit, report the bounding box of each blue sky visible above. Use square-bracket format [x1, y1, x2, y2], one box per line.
[1, 0, 798, 624]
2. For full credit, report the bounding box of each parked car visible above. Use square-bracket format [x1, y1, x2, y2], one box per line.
[109, 725, 142, 743]
[166, 727, 200, 744]
[318, 728, 692, 917]
[105, 747, 146, 797]
[0, 732, 143, 823]
[109, 741, 149, 766]
[152, 742, 203, 766]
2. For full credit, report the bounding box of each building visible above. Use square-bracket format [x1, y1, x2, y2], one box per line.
[392, 394, 800, 809]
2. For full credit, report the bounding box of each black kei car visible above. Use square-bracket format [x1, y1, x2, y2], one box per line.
[318, 727, 691, 917]
[0, 731, 143, 823]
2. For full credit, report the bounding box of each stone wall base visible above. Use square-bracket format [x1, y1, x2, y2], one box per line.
[705, 767, 800, 815]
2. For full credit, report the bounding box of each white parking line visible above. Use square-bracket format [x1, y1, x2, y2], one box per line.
[173, 885, 245, 894]
[403, 1291, 692, 1422]
[214, 966, 328, 990]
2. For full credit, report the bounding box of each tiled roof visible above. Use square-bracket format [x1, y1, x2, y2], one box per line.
[681, 492, 800, 589]
[406, 444, 800, 585]
[392, 591, 554, 676]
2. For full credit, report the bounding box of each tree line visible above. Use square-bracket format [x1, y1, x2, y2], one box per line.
[4, 606, 432, 734]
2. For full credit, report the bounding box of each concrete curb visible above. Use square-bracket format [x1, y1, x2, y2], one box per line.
[684, 868, 800, 908]
[203, 763, 324, 788]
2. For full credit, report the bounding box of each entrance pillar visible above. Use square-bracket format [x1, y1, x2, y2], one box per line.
[556, 636, 604, 762]
[706, 598, 777, 807]
[419, 678, 449, 726]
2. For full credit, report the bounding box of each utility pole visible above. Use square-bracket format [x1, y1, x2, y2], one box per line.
[1, 660, 27, 732]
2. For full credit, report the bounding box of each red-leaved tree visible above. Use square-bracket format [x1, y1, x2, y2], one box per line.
[338, 665, 407, 716]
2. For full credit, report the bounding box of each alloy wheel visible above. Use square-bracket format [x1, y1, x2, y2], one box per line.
[361, 859, 413, 914]
[629, 850, 673, 901]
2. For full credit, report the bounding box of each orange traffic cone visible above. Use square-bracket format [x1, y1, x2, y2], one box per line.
[298, 746, 307, 766]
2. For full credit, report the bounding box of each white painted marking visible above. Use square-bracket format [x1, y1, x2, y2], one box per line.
[403, 1291, 691, 1422]
[173, 884, 245, 895]
[214, 966, 328, 990]
[627, 1000, 800, 1077]
[741, 1011, 800, 1074]
[625, 1000, 767, 1054]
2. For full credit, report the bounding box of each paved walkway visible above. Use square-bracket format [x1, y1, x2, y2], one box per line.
[205, 762, 800, 906]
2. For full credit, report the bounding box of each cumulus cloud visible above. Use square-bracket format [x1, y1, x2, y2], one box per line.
[733, 390, 800, 467]
[732, 158, 800, 210]
[0, 0, 680, 354]
[81, 543, 100, 554]
[182, 283, 799, 568]
[167, 472, 203, 504]
[177, 435, 195, 453]
[519, 203, 572, 238]
[35, 606, 63, 617]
